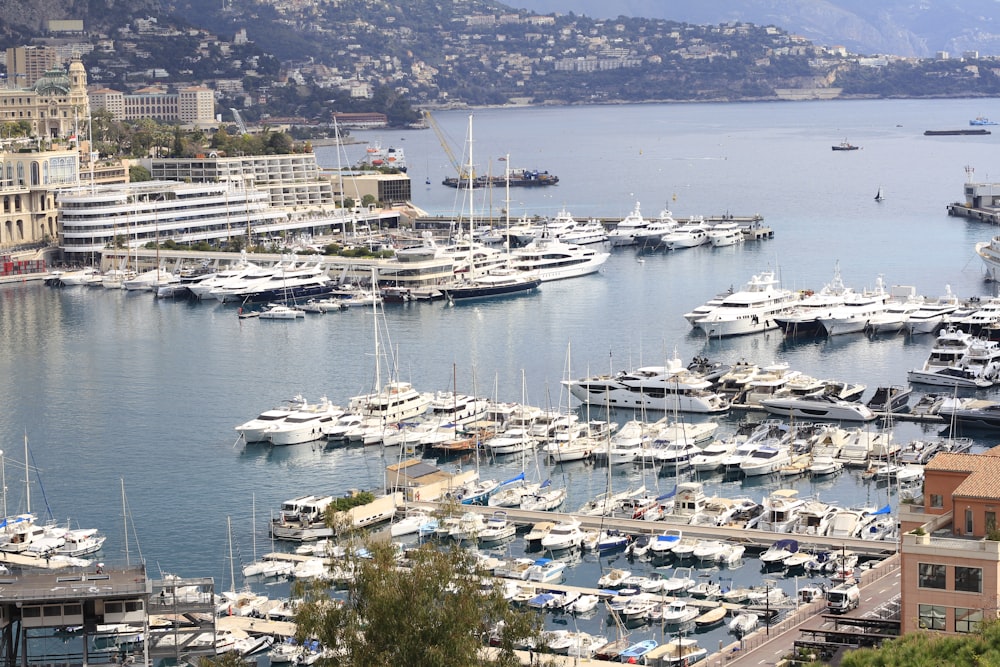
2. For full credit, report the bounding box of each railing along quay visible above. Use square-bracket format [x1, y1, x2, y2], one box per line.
[406, 502, 898, 557]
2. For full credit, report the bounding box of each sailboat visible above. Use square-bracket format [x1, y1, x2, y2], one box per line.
[875, 185, 885, 202]
[441, 118, 541, 301]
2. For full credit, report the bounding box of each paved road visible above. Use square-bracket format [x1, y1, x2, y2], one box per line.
[715, 554, 900, 667]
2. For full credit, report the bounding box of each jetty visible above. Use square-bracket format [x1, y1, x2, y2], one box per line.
[946, 173, 1000, 224]
[398, 503, 897, 558]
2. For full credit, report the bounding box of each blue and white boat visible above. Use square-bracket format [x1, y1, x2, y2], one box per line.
[618, 639, 658, 663]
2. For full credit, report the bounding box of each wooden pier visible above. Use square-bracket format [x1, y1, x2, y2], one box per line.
[401, 503, 897, 557]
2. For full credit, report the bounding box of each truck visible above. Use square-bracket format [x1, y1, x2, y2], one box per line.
[826, 579, 860, 613]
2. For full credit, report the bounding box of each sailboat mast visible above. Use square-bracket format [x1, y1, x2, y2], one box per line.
[0, 449, 5, 521]
[228, 515, 236, 592]
[372, 266, 380, 393]
[122, 478, 130, 566]
[23, 430, 29, 515]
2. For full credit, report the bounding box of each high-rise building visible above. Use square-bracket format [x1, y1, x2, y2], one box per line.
[5, 46, 58, 87]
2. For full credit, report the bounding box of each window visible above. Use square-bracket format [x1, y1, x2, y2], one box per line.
[955, 566, 982, 593]
[956, 608, 983, 633]
[919, 604, 946, 631]
[919, 563, 946, 589]
[988, 512, 997, 533]
[966, 509, 974, 534]
[930, 494, 944, 508]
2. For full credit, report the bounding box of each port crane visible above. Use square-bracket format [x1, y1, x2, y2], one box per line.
[422, 110, 473, 180]
[230, 108, 249, 135]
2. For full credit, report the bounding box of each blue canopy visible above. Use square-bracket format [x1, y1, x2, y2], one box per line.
[500, 472, 525, 486]
[774, 538, 799, 552]
[656, 486, 678, 501]
[539, 479, 552, 489]
[869, 504, 892, 516]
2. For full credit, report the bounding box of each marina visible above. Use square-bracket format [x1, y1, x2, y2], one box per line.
[4, 98, 1000, 665]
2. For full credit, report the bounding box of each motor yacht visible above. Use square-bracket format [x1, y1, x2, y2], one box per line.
[267, 397, 345, 445]
[813, 275, 893, 335]
[564, 353, 729, 413]
[506, 236, 610, 282]
[235, 394, 310, 443]
[691, 270, 800, 337]
[706, 220, 745, 247]
[606, 201, 649, 247]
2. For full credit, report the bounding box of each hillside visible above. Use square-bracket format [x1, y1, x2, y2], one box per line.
[511, 0, 1000, 57]
[0, 0, 161, 46]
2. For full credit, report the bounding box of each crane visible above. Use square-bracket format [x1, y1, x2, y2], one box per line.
[230, 108, 249, 135]
[423, 110, 472, 180]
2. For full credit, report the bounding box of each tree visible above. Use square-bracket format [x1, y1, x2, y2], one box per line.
[130, 165, 152, 182]
[294, 539, 542, 666]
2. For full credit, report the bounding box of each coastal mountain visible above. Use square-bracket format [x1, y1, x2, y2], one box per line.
[511, 0, 1000, 57]
[0, 0, 161, 42]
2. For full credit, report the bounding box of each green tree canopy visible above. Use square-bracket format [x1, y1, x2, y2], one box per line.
[293, 539, 542, 666]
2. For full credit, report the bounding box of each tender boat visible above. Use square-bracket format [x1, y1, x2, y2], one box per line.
[258, 303, 306, 320]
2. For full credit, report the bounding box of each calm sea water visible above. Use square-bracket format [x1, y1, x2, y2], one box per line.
[3, 97, 1000, 653]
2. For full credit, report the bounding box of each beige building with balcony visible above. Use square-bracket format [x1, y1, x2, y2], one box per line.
[900, 447, 1000, 636]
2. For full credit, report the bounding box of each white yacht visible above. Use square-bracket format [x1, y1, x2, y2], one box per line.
[267, 397, 345, 446]
[347, 381, 433, 425]
[559, 219, 609, 245]
[976, 235, 1000, 282]
[632, 212, 678, 247]
[660, 221, 710, 249]
[507, 236, 609, 282]
[607, 201, 649, 247]
[865, 286, 924, 334]
[757, 489, 805, 533]
[188, 257, 264, 300]
[563, 353, 729, 414]
[907, 327, 990, 387]
[738, 444, 791, 477]
[759, 394, 877, 422]
[773, 263, 855, 335]
[235, 394, 309, 443]
[213, 261, 334, 305]
[425, 391, 491, 427]
[815, 275, 891, 335]
[539, 519, 586, 551]
[905, 286, 961, 334]
[707, 220, 745, 247]
[690, 271, 800, 337]
[123, 267, 178, 292]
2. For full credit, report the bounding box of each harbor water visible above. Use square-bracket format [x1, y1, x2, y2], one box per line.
[3, 97, 1000, 656]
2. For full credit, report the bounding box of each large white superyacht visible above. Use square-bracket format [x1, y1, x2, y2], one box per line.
[563, 353, 729, 413]
[690, 270, 800, 337]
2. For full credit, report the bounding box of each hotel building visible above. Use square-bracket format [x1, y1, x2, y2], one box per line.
[900, 446, 1000, 636]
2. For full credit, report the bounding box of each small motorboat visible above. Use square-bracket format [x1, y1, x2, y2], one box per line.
[729, 611, 759, 636]
[618, 639, 658, 663]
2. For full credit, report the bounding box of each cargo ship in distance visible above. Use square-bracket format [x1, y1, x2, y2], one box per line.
[443, 167, 559, 188]
[924, 128, 991, 136]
